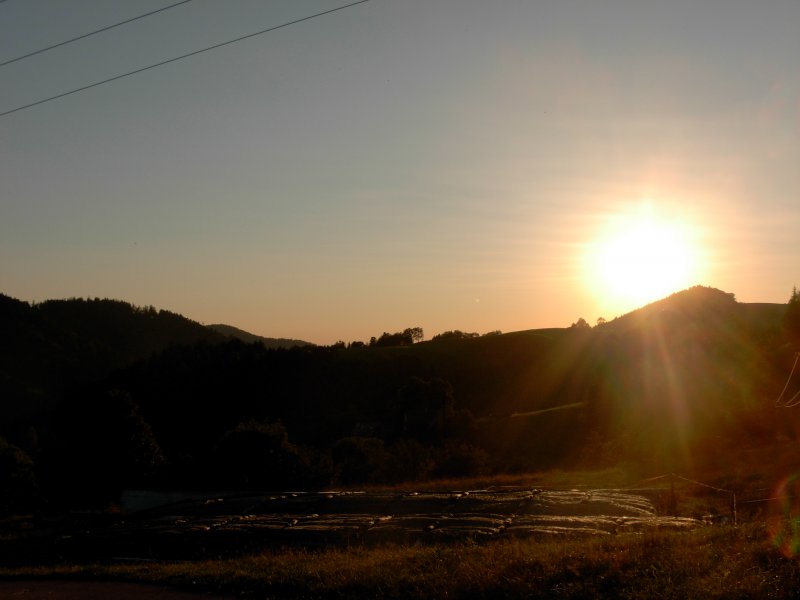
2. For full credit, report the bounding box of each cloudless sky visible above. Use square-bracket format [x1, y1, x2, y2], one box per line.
[2, 0, 799, 344]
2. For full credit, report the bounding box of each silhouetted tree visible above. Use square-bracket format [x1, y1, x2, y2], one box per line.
[331, 437, 388, 484]
[570, 317, 591, 329]
[432, 330, 480, 341]
[384, 438, 435, 482]
[432, 441, 488, 478]
[212, 420, 315, 489]
[43, 389, 164, 506]
[395, 377, 455, 443]
[406, 327, 424, 343]
[371, 327, 423, 347]
[784, 286, 800, 343]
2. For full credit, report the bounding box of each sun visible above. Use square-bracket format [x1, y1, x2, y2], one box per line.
[585, 205, 702, 310]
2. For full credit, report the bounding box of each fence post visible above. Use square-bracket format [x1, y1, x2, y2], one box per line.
[670, 473, 676, 513]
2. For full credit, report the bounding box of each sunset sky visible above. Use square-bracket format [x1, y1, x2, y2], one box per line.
[2, 0, 799, 344]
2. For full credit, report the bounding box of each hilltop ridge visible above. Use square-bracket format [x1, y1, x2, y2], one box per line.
[206, 323, 311, 349]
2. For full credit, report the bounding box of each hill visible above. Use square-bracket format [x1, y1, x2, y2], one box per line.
[2, 286, 797, 510]
[98, 286, 794, 474]
[601, 286, 784, 339]
[0, 294, 226, 439]
[206, 323, 311, 349]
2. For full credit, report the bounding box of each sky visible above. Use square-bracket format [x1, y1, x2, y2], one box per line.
[1, 0, 799, 345]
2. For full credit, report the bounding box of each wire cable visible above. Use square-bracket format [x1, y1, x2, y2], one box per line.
[0, 0, 369, 118]
[1, 0, 196, 68]
[776, 352, 800, 406]
[780, 388, 800, 408]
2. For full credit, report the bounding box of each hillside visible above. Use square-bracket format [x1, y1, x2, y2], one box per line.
[96, 287, 793, 473]
[0, 294, 226, 438]
[206, 323, 311, 349]
[2, 286, 797, 511]
[601, 286, 784, 339]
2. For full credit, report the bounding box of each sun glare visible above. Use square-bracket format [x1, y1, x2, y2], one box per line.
[586, 205, 702, 310]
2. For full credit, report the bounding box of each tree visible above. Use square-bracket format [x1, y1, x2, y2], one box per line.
[432, 330, 480, 341]
[405, 327, 424, 343]
[432, 441, 488, 478]
[570, 317, 591, 329]
[212, 420, 313, 489]
[43, 389, 164, 506]
[784, 286, 800, 343]
[384, 438, 434, 482]
[370, 327, 423, 347]
[331, 437, 388, 484]
[394, 377, 455, 442]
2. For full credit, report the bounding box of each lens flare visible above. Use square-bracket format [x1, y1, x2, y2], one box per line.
[768, 474, 800, 558]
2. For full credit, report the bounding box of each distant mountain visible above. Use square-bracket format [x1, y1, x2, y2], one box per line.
[206, 324, 312, 349]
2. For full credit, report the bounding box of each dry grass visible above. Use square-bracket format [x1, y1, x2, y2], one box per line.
[4, 464, 800, 598]
[3, 523, 800, 599]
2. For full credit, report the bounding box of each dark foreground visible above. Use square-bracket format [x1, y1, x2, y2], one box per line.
[0, 581, 234, 599]
[3, 486, 800, 598]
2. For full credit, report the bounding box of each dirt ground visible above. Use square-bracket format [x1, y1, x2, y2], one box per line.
[0, 581, 235, 599]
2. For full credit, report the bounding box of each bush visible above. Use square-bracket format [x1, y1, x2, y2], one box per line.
[432, 442, 488, 478]
[331, 437, 389, 485]
[384, 438, 435, 482]
[212, 420, 316, 490]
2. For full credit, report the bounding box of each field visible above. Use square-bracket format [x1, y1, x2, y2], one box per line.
[3, 465, 800, 599]
[2, 523, 799, 599]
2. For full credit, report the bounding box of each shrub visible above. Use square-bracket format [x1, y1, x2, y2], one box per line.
[432, 442, 488, 478]
[212, 420, 315, 490]
[331, 437, 389, 485]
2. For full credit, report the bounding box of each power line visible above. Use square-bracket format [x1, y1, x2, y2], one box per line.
[776, 352, 800, 406]
[0, 0, 369, 118]
[1, 0, 196, 69]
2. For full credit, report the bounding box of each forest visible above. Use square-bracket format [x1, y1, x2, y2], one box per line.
[1, 286, 799, 514]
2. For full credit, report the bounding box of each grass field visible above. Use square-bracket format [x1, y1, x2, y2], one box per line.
[2, 523, 800, 599]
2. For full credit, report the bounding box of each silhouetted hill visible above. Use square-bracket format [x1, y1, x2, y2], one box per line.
[0, 294, 225, 439]
[206, 324, 312, 349]
[601, 286, 784, 339]
[97, 287, 789, 473]
[3, 286, 797, 508]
